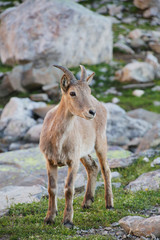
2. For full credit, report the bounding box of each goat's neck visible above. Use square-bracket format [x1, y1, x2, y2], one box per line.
[53, 96, 74, 133]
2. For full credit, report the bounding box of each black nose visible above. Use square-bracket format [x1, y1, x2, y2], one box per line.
[89, 109, 96, 116]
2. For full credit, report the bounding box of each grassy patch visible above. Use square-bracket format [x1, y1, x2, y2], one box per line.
[0, 155, 159, 239]
[0, 62, 12, 73]
[0, 188, 159, 240]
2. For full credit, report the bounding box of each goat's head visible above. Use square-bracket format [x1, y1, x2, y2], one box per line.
[54, 65, 96, 120]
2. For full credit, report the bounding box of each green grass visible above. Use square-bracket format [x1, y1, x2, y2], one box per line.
[0, 62, 12, 73]
[0, 155, 159, 239]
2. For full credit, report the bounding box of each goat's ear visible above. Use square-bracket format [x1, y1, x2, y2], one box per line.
[86, 72, 95, 85]
[60, 74, 70, 92]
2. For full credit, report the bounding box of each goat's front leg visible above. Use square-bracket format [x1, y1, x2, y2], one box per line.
[63, 162, 79, 228]
[80, 155, 98, 208]
[95, 137, 113, 209]
[44, 160, 58, 224]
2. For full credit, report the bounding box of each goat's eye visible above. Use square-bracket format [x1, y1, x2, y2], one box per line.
[70, 91, 76, 97]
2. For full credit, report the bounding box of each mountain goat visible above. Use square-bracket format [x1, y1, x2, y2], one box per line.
[40, 65, 113, 228]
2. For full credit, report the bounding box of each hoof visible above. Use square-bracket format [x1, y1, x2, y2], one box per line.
[44, 216, 55, 225]
[106, 206, 114, 210]
[82, 197, 94, 209]
[63, 221, 74, 229]
[82, 204, 90, 209]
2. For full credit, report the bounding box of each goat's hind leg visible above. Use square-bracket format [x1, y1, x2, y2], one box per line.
[44, 159, 58, 224]
[80, 155, 98, 209]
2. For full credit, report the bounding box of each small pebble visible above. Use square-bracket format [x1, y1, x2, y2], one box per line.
[102, 231, 108, 236]
[112, 97, 120, 104]
[143, 157, 149, 162]
[132, 89, 144, 97]
[111, 222, 119, 227]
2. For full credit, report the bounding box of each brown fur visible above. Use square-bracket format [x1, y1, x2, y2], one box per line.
[40, 65, 113, 227]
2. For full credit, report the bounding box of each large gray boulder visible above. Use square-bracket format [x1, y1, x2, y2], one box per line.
[0, 0, 112, 67]
[104, 103, 152, 145]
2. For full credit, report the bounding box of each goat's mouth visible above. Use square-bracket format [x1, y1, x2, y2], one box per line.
[83, 114, 96, 120]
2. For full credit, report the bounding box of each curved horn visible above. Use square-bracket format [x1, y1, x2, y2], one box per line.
[80, 65, 87, 82]
[53, 65, 75, 81]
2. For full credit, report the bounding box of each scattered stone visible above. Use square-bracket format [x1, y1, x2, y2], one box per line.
[0, 67, 25, 97]
[143, 157, 149, 162]
[112, 182, 121, 188]
[139, 149, 160, 159]
[104, 87, 122, 96]
[152, 85, 160, 91]
[102, 231, 108, 236]
[111, 222, 120, 227]
[109, 155, 138, 169]
[114, 42, 135, 54]
[124, 137, 142, 150]
[42, 83, 60, 100]
[125, 170, 160, 191]
[0, 0, 112, 67]
[0, 1, 12, 7]
[151, 157, 160, 167]
[0, 98, 46, 139]
[111, 172, 121, 179]
[0, 75, 16, 97]
[143, 7, 158, 18]
[115, 62, 155, 83]
[7, 65, 26, 93]
[145, 52, 159, 67]
[4, 117, 36, 138]
[98, 82, 104, 87]
[134, 0, 150, 9]
[137, 122, 160, 152]
[99, 75, 106, 81]
[25, 124, 43, 143]
[128, 29, 143, 40]
[9, 142, 36, 151]
[130, 38, 146, 49]
[30, 93, 50, 102]
[21, 64, 61, 90]
[96, 5, 107, 14]
[1, 97, 46, 121]
[104, 103, 152, 146]
[119, 215, 160, 238]
[108, 4, 123, 16]
[132, 89, 144, 97]
[99, 67, 107, 73]
[127, 108, 160, 125]
[33, 105, 54, 119]
[153, 101, 160, 106]
[122, 82, 155, 90]
[122, 17, 136, 24]
[149, 42, 160, 54]
[112, 97, 120, 104]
